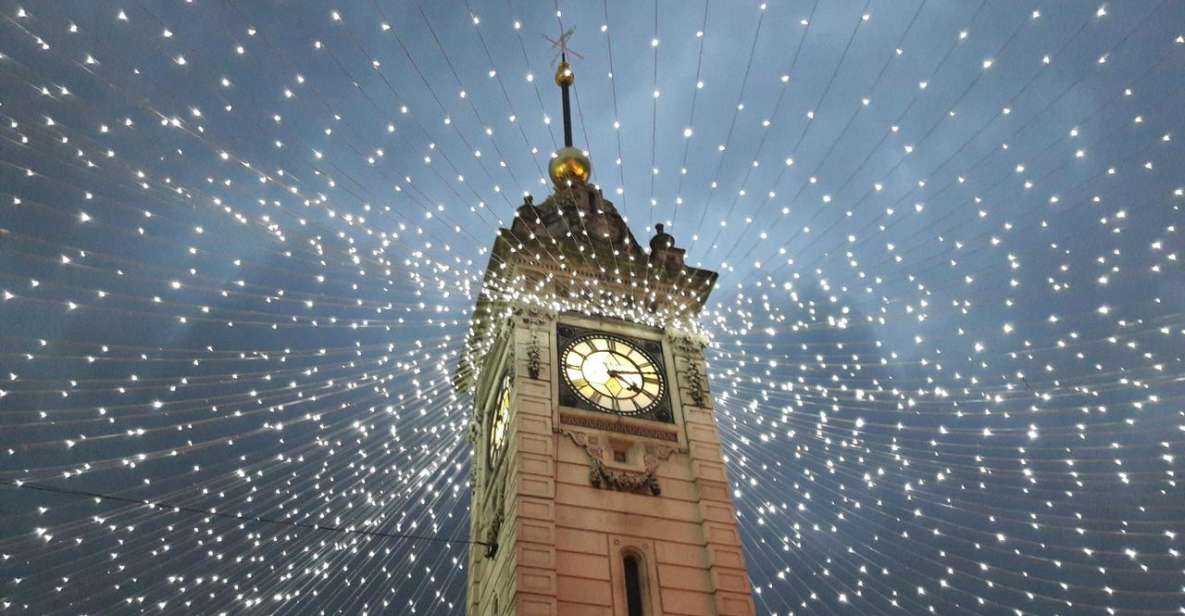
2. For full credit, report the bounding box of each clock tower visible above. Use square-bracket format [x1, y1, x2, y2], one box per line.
[457, 41, 755, 616]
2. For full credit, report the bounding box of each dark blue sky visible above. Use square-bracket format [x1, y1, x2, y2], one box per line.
[1, 1, 1184, 614]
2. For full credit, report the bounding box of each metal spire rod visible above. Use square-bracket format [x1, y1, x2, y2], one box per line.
[560, 53, 574, 147]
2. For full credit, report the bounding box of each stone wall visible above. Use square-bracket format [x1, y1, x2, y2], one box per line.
[468, 310, 754, 615]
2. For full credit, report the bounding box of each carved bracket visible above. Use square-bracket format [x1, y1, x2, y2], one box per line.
[590, 457, 660, 495]
[563, 431, 674, 496]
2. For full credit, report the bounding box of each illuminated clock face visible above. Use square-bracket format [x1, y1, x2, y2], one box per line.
[561, 335, 665, 415]
[487, 375, 511, 469]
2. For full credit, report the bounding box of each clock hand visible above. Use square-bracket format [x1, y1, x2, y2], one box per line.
[607, 370, 643, 392]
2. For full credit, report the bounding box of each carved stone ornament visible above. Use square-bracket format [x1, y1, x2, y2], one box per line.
[467, 418, 480, 446]
[685, 359, 707, 408]
[667, 328, 710, 408]
[667, 328, 710, 356]
[483, 508, 503, 559]
[512, 301, 555, 328]
[590, 458, 660, 495]
[482, 474, 505, 559]
[526, 333, 542, 380]
[563, 431, 675, 496]
[468, 419, 481, 495]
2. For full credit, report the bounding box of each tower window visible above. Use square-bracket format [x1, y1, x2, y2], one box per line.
[623, 553, 645, 616]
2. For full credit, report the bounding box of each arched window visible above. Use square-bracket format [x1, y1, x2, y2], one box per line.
[622, 552, 646, 616]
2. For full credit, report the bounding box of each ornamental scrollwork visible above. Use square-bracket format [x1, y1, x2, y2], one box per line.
[563, 431, 675, 497]
[589, 457, 660, 495]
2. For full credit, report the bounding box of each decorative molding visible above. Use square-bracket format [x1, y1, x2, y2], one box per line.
[560, 413, 678, 442]
[563, 430, 676, 496]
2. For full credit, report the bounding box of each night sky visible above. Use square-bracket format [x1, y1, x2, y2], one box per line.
[2, 1, 1184, 614]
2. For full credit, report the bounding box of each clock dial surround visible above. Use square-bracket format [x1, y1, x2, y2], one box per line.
[557, 325, 672, 422]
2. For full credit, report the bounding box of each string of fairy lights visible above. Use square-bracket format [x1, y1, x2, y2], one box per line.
[1, 0, 1183, 614]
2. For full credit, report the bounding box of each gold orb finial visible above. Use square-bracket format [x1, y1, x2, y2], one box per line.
[555, 61, 575, 87]
[549, 146, 591, 187]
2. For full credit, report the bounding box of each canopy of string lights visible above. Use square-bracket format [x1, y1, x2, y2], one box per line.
[1, 1, 1183, 614]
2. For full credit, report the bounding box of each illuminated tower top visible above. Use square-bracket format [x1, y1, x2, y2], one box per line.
[456, 27, 718, 391]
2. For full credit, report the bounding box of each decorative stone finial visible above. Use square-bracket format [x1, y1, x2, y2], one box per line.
[649, 223, 686, 271]
[516, 194, 541, 224]
[650, 223, 675, 253]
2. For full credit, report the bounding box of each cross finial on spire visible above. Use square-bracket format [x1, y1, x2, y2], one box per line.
[542, 27, 580, 148]
[544, 27, 582, 64]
